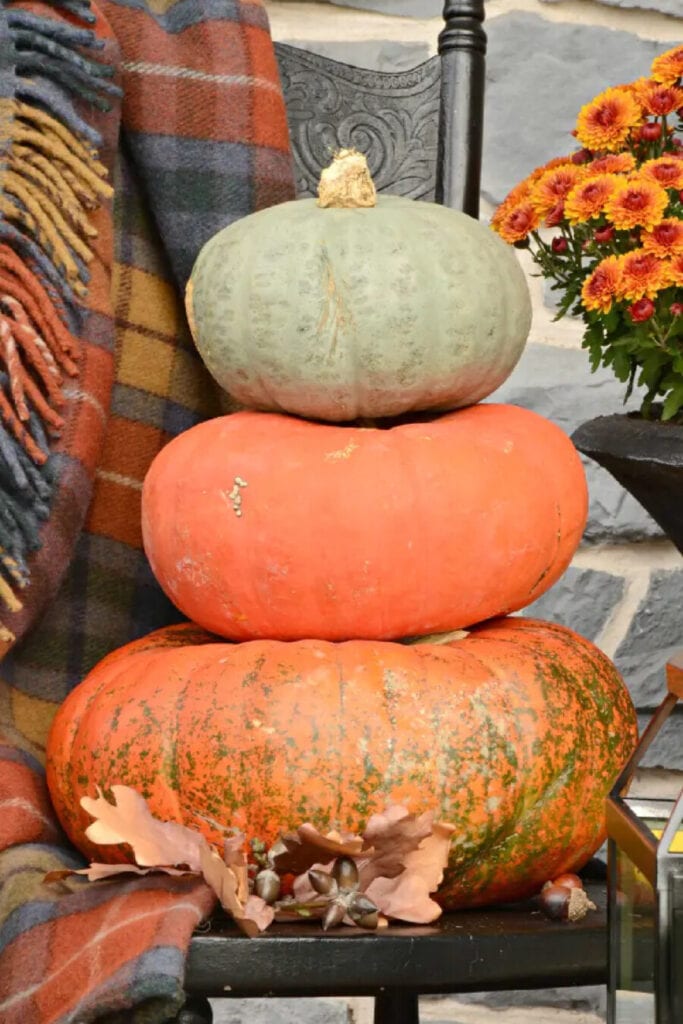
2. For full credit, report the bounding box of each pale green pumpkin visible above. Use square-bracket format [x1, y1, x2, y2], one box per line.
[186, 151, 532, 422]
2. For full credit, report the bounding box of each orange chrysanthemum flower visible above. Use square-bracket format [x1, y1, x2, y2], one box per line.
[651, 46, 683, 88]
[587, 153, 636, 176]
[565, 174, 620, 224]
[491, 199, 519, 233]
[605, 178, 669, 232]
[581, 256, 622, 314]
[640, 156, 683, 191]
[531, 165, 585, 219]
[497, 179, 532, 213]
[494, 201, 540, 244]
[491, 188, 531, 234]
[616, 250, 671, 301]
[490, 204, 508, 233]
[492, 173, 542, 231]
[633, 77, 683, 116]
[575, 87, 643, 152]
[494, 158, 579, 229]
[642, 218, 683, 259]
[528, 156, 576, 184]
[668, 253, 683, 286]
[506, 179, 533, 205]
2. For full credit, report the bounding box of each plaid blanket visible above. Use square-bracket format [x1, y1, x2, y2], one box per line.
[0, 0, 294, 1020]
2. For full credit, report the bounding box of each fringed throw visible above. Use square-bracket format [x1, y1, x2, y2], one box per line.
[0, 0, 295, 1020]
[0, 0, 118, 633]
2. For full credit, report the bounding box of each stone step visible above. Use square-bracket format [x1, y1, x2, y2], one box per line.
[209, 996, 606, 1023]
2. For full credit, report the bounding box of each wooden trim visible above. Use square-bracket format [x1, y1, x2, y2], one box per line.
[667, 653, 683, 699]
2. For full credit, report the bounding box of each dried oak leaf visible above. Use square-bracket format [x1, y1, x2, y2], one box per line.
[404, 629, 470, 646]
[364, 821, 455, 924]
[223, 834, 250, 904]
[270, 823, 363, 876]
[224, 833, 247, 866]
[288, 806, 455, 926]
[58, 785, 272, 937]
[199, 845, 273, 937]
[44, 863, 193, 884]
[81, 785, 204, 871]
[359, 806, 435, 885]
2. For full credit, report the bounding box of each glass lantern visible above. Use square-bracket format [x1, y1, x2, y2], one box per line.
[607, 652, 683, 1024]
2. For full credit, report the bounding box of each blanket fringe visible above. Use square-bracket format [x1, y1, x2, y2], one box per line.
[0, 0, 119, 614]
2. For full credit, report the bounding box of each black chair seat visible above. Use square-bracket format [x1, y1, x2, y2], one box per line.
[183, 882, 608, 1023]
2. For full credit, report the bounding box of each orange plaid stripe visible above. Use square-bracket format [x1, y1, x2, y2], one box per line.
[0, 0, 293, 1020]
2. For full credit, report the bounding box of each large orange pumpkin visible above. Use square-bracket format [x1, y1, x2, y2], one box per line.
[141, 405, 588, 641]
[46, 618, 637, 909]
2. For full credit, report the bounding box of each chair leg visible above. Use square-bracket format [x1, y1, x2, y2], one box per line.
[374, 991, 419, 1024]
[174, 995, 213, 1024]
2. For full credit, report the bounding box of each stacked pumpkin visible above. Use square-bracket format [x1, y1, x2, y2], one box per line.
[46, 152, 638, 909]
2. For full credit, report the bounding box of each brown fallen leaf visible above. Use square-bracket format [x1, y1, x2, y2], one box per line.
[199, 845, 273, 937]
[81, 786, 204, 870]
[287, 806, 455, 926]
[45, 863, 193, 884]
[199, 845, 241, 914]
[359, 806, 434, 885]
[224, 834, 247, 865]
[364, 821, 455, 924]
[44, 869, 83, 885]
[220, 835, 250, 904]
[75, 786, 271, 937]
[243, 894, 277, 933]
[405, 629, 470, 646]
[65, 786, 453, 932]
[270, 823, 364, 876]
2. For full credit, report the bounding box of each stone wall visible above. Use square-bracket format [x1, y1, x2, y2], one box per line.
[210, 4, 683, 1022]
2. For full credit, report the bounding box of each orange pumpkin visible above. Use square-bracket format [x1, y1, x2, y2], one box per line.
[141, 405, 588, 641]
[46, 618, 637, 909]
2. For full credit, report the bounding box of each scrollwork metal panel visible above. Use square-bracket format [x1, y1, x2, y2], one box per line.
[275, 43, 441, 202]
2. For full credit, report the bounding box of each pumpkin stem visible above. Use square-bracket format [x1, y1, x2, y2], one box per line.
[408, 629, 470, 647]
[317, 150, 377, 210]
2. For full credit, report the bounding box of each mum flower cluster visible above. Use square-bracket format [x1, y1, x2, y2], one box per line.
[492, 45, 683, 422]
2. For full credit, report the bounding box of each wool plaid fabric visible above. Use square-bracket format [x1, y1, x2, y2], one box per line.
[0, 0, 294, 1019]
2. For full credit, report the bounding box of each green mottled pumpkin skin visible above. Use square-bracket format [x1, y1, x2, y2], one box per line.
[46, 618, 637, 909]
[187, 196, 532, 422]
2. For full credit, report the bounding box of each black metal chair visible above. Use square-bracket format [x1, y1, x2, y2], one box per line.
[276, 0, 485, 217]
[172, 4, 606, 1022]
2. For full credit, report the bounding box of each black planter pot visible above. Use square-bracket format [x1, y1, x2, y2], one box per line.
[572, 414, 683, 556]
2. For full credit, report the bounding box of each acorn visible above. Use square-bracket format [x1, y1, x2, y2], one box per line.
[348, 893, 380, 930]
[552, 873, 584, 891]
[309, 869, 338, 897]
[539, 884, 596, 922]
[254, 868, 281, 904]
[322, 901, 347, 931]
[333, 856, 359, 892]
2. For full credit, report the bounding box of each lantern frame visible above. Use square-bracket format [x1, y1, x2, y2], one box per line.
[607, 652, 683, 1024]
